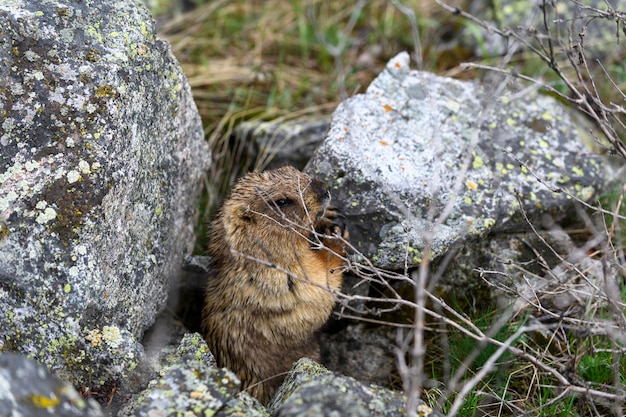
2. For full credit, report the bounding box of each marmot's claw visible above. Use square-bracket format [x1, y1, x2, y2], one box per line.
[324, 207, 345, 221]
[317, 206, 349, 236]
[340, 225, 350, 241]
[316, 216, 348, 240]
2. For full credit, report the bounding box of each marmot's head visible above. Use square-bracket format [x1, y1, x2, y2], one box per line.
[213, 166, 330, 255]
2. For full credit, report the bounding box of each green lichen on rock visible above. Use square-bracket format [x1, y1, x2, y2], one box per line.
[268, 358, 444, 417]
[0, 0, 209, 392]
[120, 333, 267, 417]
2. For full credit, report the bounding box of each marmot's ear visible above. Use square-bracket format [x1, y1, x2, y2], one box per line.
[234, 205, 253, 223]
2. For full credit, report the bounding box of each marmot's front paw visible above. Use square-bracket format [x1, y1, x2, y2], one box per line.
[317, 218, 349, 256]
[316, 207, 347, 234]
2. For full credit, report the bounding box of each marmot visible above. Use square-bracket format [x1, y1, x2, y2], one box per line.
[202, 166, 347, 404]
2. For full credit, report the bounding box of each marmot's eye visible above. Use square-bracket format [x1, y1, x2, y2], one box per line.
[274, 198, 293, 207]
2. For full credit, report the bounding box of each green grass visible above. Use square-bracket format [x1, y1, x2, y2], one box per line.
[425, 286, 626, 416]
[578, 350, 625, 387]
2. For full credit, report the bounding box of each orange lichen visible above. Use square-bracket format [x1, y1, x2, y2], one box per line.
[466, 180, 478, 190]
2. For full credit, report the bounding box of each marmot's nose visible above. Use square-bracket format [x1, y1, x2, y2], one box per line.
[310, 178, 330, 203]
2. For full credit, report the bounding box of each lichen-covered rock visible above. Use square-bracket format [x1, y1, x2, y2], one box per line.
[234, 117, 331, 171]
[0, 353, 104, 417]
[0, 0, 209, 389]
[120, 333, 268, 417]
[307, 52, 605, 269]
[268, 358, 444, 417]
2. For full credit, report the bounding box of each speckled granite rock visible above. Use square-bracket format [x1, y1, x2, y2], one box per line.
[268, 358, 444, 417]
[0, 353, 104, 417]
[120, 333, 268, 417]
[0, 0, 209, 391]
[307, 52, 606, 270]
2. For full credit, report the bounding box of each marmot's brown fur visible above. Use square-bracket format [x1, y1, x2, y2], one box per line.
[202, 166, 347, 404]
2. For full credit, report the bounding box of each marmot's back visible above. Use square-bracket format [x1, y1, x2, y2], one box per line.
[202, 166, 347, 404]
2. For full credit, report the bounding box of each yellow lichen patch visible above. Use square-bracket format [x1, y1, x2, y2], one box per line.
[472, 153, 484, 169]
[539, 139, 549, 148]
[30, 394, 60, 408]
[557, 175, 571, 184]
[541, 109, 553, 120]
[572, 166, 584, 176]
[483, 218, 496, 228]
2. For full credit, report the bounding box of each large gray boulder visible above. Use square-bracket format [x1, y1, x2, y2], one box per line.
[307, 52, 606, 270]
[0, 0, 209, 390]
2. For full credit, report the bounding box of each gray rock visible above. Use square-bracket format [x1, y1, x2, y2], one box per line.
[449, 222, 622, 316]
[235, 117, 331, 171]
[462, 0, 620, 59]
[120, 333, 268, 417]
[319, 323, 396, 387]
[268, 358, 444, 417]
[0, 353, 104, 417]
[307, 52, 605, 270]
[0, 0, 209, 390]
